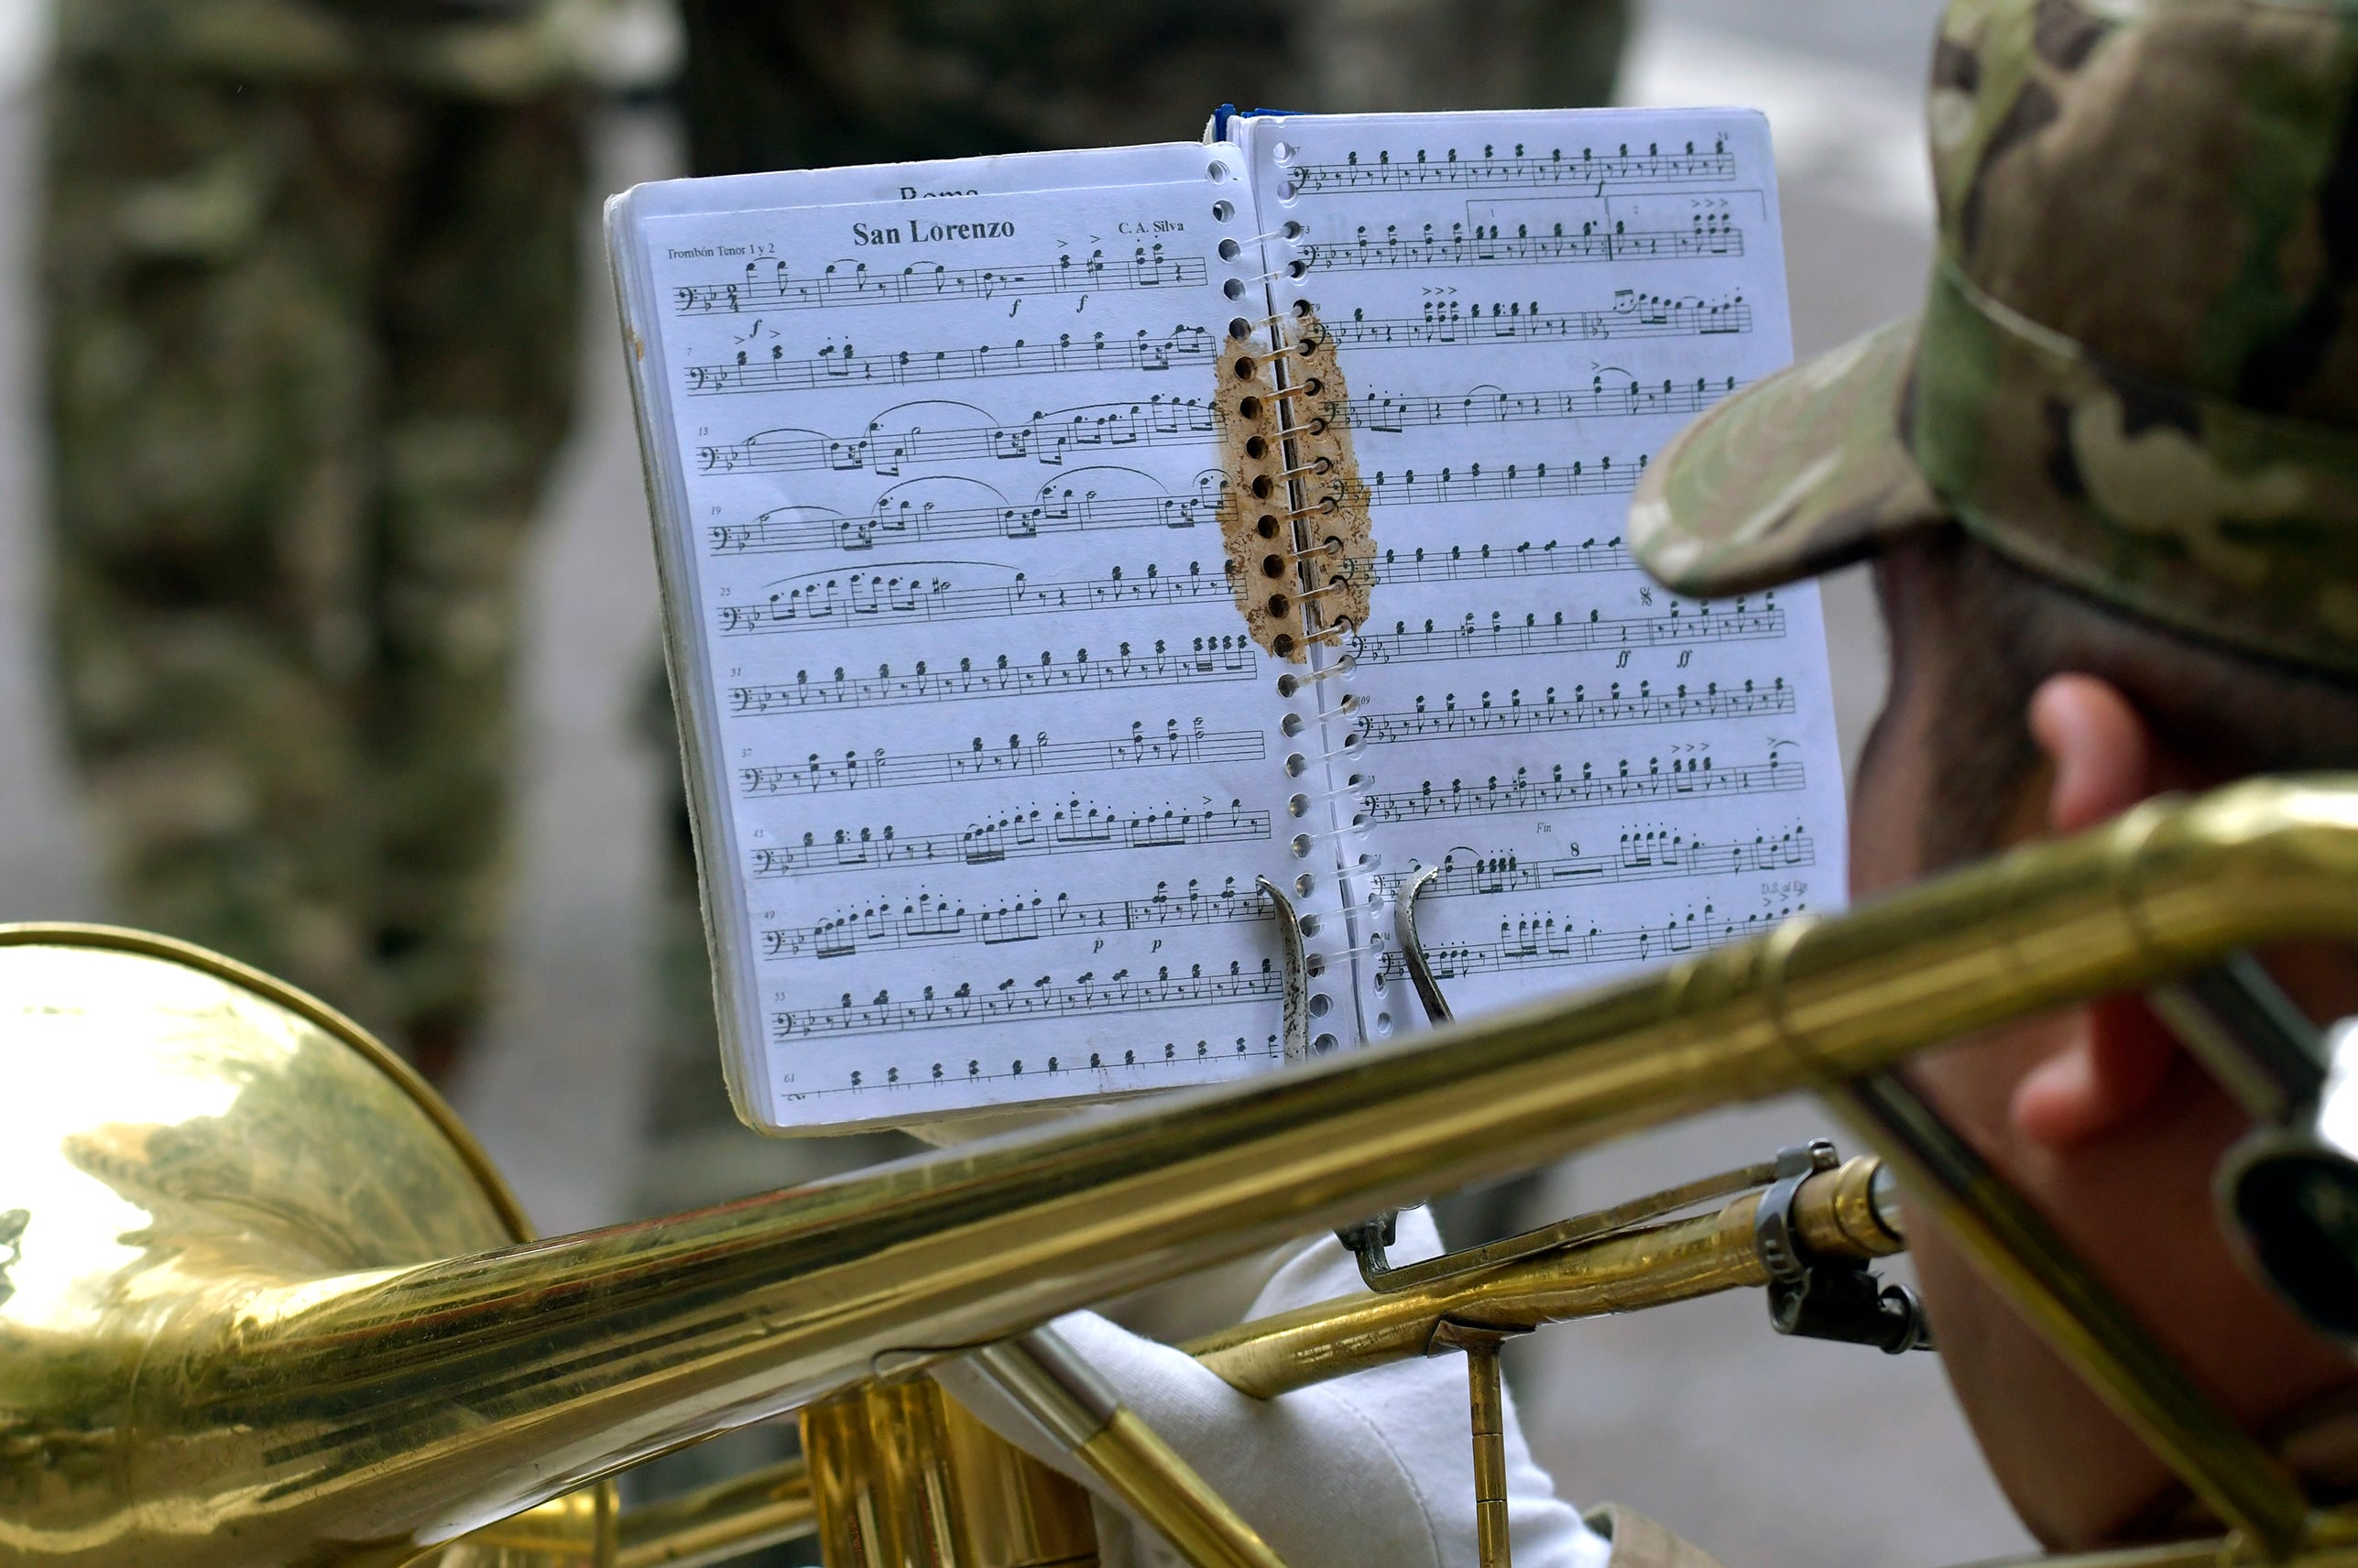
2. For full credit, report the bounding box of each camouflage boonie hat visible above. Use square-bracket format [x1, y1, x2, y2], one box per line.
[1629, 0, 2358, 679]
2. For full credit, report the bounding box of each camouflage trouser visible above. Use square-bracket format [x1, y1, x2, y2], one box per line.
[641, 0, 1631, 1158]
[42, 62, 585, 1075]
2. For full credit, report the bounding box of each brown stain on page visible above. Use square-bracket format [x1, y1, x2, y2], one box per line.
[1214, 308, 1375, 661]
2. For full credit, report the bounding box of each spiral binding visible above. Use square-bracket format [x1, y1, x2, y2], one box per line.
[1214, 188, 1385, 1046]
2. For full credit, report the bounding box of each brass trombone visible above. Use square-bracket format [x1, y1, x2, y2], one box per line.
[7, 777, 2358, 1568]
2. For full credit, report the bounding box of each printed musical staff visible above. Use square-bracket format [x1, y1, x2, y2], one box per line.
[1367, 746, 1805, 824]
[673, 246, 1206, 315]
[772, 963, 1281, 1041]
[697, 396, 1217, 476]
[738, 722, 1263, 798]
[1289, 141, 1736, 195]
[1360, 678, 1796, 746]
[1306, 219, 1741, 274]
[684, 324, 1215, 397]
[1334, 377, 1742, 435]
[1323, 294, 1750, 352]
[1377, 900, 1801, 984]
[767, 874, 1270, 960]
[708, 474, 1223, 557]
[716, 560, 1226, 637]
[1354, 603, 1784, 669]
[1351, 456, 1644, 510]
[730, 637, 1259, 717]
[1370, 539, 1632, 585]
[1372, 825, 1818, 902]
[748, 798, 1272, 881]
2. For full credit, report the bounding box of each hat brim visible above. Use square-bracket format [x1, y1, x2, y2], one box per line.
[1629, 315, 1949, 598]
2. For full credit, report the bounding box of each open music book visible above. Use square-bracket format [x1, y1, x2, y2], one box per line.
[608, 106, 1847, 1134]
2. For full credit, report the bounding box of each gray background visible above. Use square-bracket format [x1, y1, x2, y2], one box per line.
[0, 2, 2038, 1562]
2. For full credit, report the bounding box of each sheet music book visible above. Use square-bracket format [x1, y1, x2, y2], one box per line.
[607, 108, 1847, 1134]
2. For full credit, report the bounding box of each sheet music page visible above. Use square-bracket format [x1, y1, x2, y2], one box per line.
[617, 147, 1336, 1130]
[1235, 109, 1848, 1038]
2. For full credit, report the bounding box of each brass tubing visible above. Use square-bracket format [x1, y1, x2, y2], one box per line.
[1076, 1410, 1291, 1568]
[16, 779, 2358, 1566]
[612, 1458, 815, 1568]
[1830, 1075, 2311, 1559]
[1465, 1336, 1512, 1568]
[1186, 1160, 1911, 1399]
[1190, 1202, 1765, 1398]
[971, 1332, 1291, 1568]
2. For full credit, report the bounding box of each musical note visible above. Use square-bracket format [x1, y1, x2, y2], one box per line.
[1371, 825, 1818, 902]
[1353, 602, 1784, 669]
[1377, 900, 1803, 984]
[1331, 377, 1742, 435]
[683, 324, 1215, 397]
[672, 246, 1206, 315]
[1322, 294, 1750, 351]
[1359, 678, 1795, 746]
[1305, 218, 1742, 274]
[746, 798, 1273, 881]
[1289, 139, 1735, 195]
[730, 637, 1260, 717]
[771, 963, 1282, 1042]
[716, 560, 1228, 637]
[696, 396, 1217, 476]
[1366, 746, 1805, 824]
[707, 474, 1223, 557]
[764, 873, 1272, 960]
[737, 721, 1263, 798]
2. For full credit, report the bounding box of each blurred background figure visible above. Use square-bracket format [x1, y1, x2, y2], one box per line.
[38, 0, 668, 1082]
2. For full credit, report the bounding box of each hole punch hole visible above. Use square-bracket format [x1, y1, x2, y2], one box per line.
[1225, 278, 1248, 301]
[1238, 395, 1263, 420]
[1374, 1013, 1393, 1037]
[1213, 198, 1235, 222]
[1312, 1030, 1339, 1054]
[1291, 833, 1314, 858]
[1284, 220, 1305, 240]
[1272, 633, 1296, 658]
[1267, 593, 1292, 618]
[1261, 553, 1285, 578]
[1284, 753, 1308, 778]
[1308, 992, 1333, 1018]
[1299, 914, 1323, 938]
[1305, 953, 1327, 978]
[1208, 160, 1232, 183]
[1233, 354, 1261, 381]
[1289, 793, 1311, 818]
[1281, 713, 1305, 737]
[1246, 437, 1270, 461]
[1256, 515, 1280, 539]
[1276, 673, 1299, 697]
[1272, 140, 1294, 162]
[1295, 873, 1315, 897]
